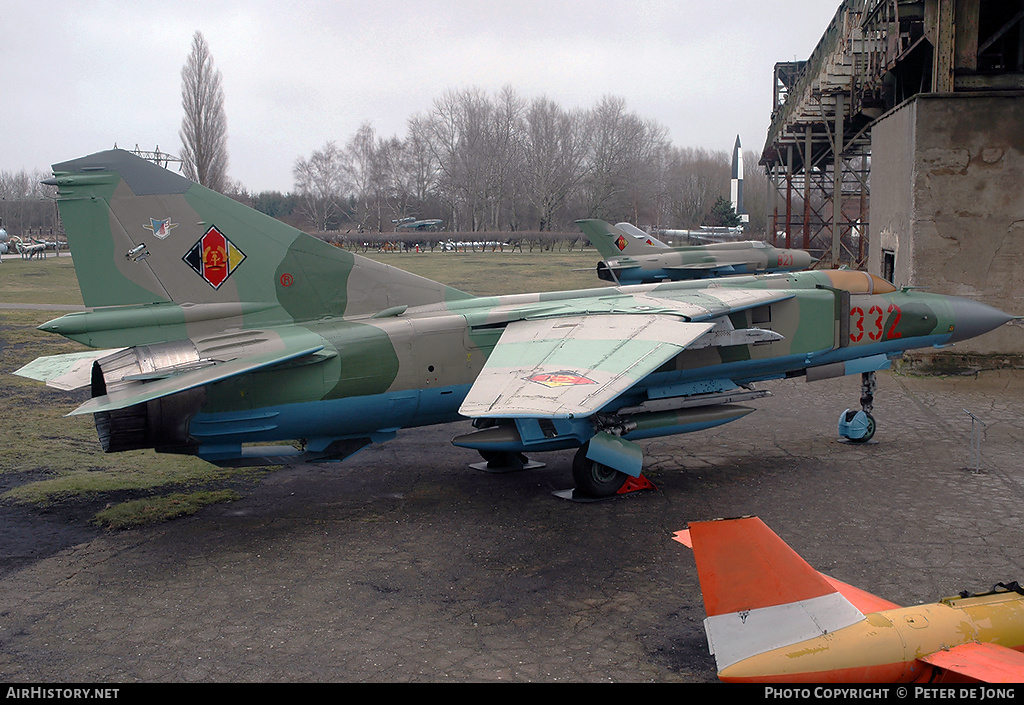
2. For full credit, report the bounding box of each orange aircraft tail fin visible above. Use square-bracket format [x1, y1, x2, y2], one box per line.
[675, 516, 867, 673]
[682, 516, 846, 616]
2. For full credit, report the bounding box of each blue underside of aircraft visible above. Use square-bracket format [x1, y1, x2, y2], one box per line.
[187, 332, 948, 466]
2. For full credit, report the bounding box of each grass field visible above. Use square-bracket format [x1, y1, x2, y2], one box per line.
[0, 249, 608, 527]
[346, 248, 605, 295]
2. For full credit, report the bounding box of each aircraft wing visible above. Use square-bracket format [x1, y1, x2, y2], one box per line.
[14, 348, 126, 391]
[667, 262, 741, 270]
[652, 288, 793, 320]
[68, 342, 330, 416]
[459, 314, 716, 418]
[532, 288, 793, 321]
[460, 288, 794, 419]
[920, 642, 1024, 683]
[665, 261, 769, 276]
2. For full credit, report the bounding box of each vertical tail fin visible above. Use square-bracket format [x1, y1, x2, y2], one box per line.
[46, 149, 471, 319]
[675, 516, 866, 673]
[575, 219, 670, 258]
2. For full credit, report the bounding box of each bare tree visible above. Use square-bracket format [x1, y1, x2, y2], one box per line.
[0, 169, 58, 236]
[293, 142, 346, 231]
[740, 149, 770, 235]
[521, 97, 590, 230]
[179, 31, 229, 192]
[402, 115, 440, 213]
[484, 86, 525, 230]
[280, 89, 743, 234]
[374, 135, 422, 228]
[581, 96, 668, 223]
[421, 90, 464, 230]
[342, 122, 396, 231]
[662, 147, 729, 229]
[424, 87, 504, 232]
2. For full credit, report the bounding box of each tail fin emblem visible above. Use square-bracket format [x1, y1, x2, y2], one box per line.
[144, 218, 178, 240]
[183, 226, 246, 289]
[614, 235, 628, 251]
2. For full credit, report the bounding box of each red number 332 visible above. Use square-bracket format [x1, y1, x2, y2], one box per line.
[850, 303, 902, 342]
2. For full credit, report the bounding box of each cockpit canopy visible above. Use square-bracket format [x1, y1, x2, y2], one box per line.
[825, 270, 897, 294]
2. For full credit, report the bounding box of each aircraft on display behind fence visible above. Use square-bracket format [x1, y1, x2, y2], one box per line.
[14, 150, 1015, 498]
[674, 516, 1024, 683]
[393, 217, 444, 232]
[14, 237, 48, 259]
[577, 219, 816, 284]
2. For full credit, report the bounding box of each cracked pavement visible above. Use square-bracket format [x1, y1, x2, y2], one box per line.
[1, 370, 1022, 682]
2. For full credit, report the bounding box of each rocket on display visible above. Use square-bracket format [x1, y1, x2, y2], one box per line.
[731, 135, 748, 225]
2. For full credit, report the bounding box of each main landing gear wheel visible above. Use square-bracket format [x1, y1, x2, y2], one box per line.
[571, 444, 628, 498]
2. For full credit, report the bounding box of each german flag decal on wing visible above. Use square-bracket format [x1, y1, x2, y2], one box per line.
[183, 226, 246, 289]
[526, 371, 597, 388]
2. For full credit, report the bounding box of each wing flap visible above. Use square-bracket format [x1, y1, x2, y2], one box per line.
[920, 642, 1024, 683]
[69, 343, 325, 416]
[459, 314, 715, 418]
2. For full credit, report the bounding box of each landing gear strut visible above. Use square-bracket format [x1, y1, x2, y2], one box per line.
[838, 371, 877, 443]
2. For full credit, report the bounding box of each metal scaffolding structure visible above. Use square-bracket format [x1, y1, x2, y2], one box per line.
[760, 0, 1024, 267]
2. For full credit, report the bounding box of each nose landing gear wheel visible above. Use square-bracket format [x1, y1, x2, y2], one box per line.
[838, 371, 878, 443]
[857, 412, 876, 443]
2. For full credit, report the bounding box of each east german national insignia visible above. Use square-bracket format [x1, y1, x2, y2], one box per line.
[183, 226, 246, 289]
[526, 371, 597, 388]
[614, 235, 628, 251]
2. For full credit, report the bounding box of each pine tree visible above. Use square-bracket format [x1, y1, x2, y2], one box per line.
[703, 196, 742, 228]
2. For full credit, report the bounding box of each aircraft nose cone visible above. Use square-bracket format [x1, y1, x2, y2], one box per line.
[947, 297, 1015, 343]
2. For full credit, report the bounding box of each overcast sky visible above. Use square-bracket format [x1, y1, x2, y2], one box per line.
[4, 0, 841, 194]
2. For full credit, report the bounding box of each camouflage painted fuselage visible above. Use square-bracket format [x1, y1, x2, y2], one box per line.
[577, 219, 816, 283]
[18, 151, 1013, 469]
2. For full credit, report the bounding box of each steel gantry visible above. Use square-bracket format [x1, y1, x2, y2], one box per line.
[761, 0, 1024, 268]
[761, 2, 881, 268]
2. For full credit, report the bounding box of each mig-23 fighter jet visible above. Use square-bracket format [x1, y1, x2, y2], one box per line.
[578, 219, 816, 284]
[14, 150, 1015, 498]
